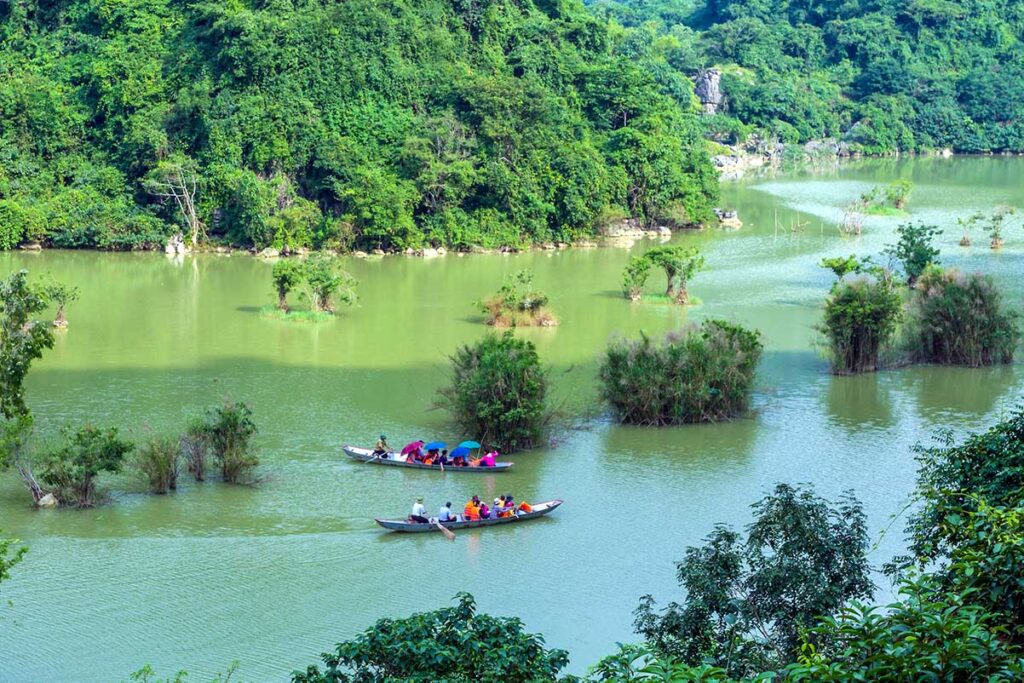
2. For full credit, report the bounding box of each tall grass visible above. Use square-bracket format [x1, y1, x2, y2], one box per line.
[134, 436, 181, 494]
[909, 267, 1020, 367]
[599, 320, 762, 425]
[821, 274, 903, 374]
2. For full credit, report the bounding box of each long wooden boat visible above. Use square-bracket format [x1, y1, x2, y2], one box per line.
[376, 499, 563, 532]
[343, 445, 512, 472]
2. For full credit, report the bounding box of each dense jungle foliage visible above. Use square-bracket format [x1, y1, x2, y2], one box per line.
[590, 0, 1024, 153]
[0, 0, 719, 251]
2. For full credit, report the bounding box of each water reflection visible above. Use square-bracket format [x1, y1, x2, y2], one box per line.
[825, 372, 895, 431]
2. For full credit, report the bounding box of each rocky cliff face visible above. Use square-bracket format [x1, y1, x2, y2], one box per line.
[694, 69, 723, 114]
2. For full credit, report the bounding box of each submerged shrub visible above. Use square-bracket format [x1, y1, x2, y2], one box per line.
[197, 402, 259, 483]
[133, 436, 181, 494]
[909, 267, 1020, 367]
[479, 270, 557, 327]
[180, 419, 210, 482]
[38, 425, 134, 508]
[599, 320, 762, 425]
[821, 273, 903, 374]
[437, 332, 546, 452]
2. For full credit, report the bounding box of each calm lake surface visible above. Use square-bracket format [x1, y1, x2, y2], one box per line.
[1, 157, 1022, 681]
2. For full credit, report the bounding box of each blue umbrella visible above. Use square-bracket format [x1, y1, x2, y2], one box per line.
[450, 446, 471, 458]
[458, 440, 481, 449]
[424, 441, 447, 451]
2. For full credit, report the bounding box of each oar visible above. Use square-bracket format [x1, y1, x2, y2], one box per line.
[435, 521, 455, 541]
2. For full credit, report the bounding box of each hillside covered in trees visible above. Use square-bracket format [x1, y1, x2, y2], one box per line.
[0, 0, 718, 251]
[591, 0, 1024, 153]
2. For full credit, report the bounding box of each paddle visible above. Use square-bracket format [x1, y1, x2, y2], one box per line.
[435, 521, 455, 541]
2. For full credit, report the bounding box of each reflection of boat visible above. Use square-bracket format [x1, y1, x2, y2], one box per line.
[376, 500, 563, 532]
[343, 445, 513, 472]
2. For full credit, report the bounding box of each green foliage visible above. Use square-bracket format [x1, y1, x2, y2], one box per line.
[271, 260, 305, 312]
[480, 270, 557, 327]
[622, 255, 652, 300]
[0, 530, 27, 588]
[883, 222, 941, 286]
[271, 256, 357, 315]
[0, 0, 718, 251]
[38, 425, 134, 508]
[820, 272, 902, 374]
[600, 320, 762, 425]
[909, 267, 1020, 367]
[634, 484, 873, 678]
[893, 410, 1024, 623]
[819, 255, 864, 280]
[0, 270, 54, 422]
[591, 0, 1024, 154]
[133, 436, 181, 495]
[884, 179, 913, 210]
[985, 204, 1017, 247]
[40, 276, 80, 326]
[622, 246, 706, 304]
[782, 576, 1024, 681]
[195, 402, 259, 484]
[437, 332, 547, 453]
[292, 593, 572, 683]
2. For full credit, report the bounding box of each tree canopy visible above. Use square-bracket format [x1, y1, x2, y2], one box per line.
[589, 0, 1024, 153]
[0, 0, 719, 252]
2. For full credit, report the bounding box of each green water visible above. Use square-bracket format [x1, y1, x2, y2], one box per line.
[1, 157, 1022, 681]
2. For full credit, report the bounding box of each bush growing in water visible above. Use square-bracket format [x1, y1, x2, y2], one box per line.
[437, 332, 546, 452]
[133, 436, 181, 494]
[599, 320, 762, 425]
[479, 270, 557, 327]
[196, 402, 259, 483]
[38, 425, 134, 507]
[909, 267, 1020, 367]
[820, 272, 903, 374]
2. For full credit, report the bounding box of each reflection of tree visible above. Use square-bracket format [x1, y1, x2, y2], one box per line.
[825, 373, 894, 431]
[912, 366, 1019, 419]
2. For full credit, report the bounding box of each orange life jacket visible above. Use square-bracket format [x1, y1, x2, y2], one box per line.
[463, 502, 479, 520]
[518, 502, 533, 513]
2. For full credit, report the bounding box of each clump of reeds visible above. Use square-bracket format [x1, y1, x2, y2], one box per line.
[599, 320, 762, 425]
[820, 273, 903, 374]
[133, 436, 182, 494]
[195, 401, 259, 484]
[908, 267, 1020, 367]
[480, 270, 557, 327]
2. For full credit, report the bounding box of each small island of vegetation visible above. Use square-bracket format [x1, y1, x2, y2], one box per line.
[479, 270, 557, 327]
[600, 320, 762, 425]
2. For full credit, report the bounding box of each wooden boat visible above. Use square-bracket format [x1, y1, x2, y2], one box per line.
[343, 445, 513, 472]
[376, 499, 563, 532]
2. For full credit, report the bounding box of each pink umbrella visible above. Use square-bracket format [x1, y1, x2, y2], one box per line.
[401, 440, 425, 456]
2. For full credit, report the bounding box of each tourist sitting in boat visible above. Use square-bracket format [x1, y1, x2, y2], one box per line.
[409, 497, 429, 524]
[480, 450, 497, 467]
[490, 498, 503, 519]
[438, 501, 453, 523]
[437, 448, 450, 465]
[463, 496, 481, 520]
[500, 495, 515, 517]
[452, 453, 468, 467]
[373, 434, 390, 456]
[479, 501, 490, 519]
